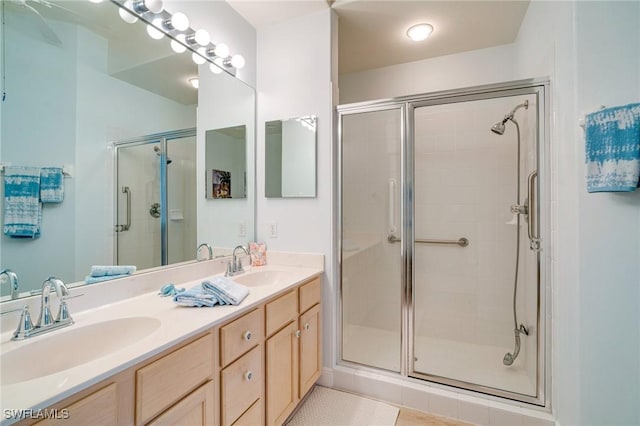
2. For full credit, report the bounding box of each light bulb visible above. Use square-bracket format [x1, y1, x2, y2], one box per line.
[118, 1, 138, 24]
[189, 78, 199, 89]
[170, 34, 187, 53]
[191, 47, 206, 65]
[170, 12, 189, 31]
[144, 0, 163, 13]
[214, 43, 229, 59]
[406, 23, 433, 41]
[88, 0, 103, 3]
[194, 29, 210, 46]
[230, 54, 245, 69]
[147, 19, 164, 40]
[209, 63, 222, 75]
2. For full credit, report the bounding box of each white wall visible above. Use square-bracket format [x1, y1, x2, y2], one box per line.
[339, 43, 517, 104]
[338, 1, 640, 424]
[256, 8, 337, 367]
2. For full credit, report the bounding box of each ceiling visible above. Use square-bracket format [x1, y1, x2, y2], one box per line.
[226, 0, 530, 75]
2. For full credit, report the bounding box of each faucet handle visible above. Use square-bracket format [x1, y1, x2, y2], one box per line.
[56, 294, 83, 323]
[1, 306, 35, 340]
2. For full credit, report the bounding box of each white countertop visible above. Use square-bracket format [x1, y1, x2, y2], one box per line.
[0, 261, 323, 423]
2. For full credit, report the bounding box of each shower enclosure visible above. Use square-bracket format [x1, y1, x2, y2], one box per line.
[114, 129, 196, 269]
[338, 80, 548, 405]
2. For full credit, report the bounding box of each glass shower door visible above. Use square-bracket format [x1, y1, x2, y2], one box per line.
[115, 131, 196, 269]
[341, 107, 403, 372]
[410, 94, 539, 397]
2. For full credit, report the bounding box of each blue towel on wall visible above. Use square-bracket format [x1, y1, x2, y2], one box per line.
[174, 284, 221, 307]
[585, 102, 640, 192]
[202, 276, 249, 305]
[40, 167, 64, 203]
[90, 265, 137, 277]
[84, 273, 131, 284]
[3, 166, 42, 238]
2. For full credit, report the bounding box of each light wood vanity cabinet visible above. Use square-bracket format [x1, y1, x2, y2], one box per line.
[24, 275, 321, 426]
[265, 277, 322, 426]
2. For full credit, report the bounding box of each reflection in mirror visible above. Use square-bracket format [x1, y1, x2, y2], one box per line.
[205, 126, 247, 200]
[0, 0, 255, 300]
[265, 116, 317, 198]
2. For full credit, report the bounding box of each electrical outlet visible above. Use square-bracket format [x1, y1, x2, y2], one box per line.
[239, 221, 246, 237]
[269, 222, 278, 238]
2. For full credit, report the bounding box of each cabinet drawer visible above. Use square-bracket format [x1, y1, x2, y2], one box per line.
[266, 290, 297, 337]
[231, 399, 262, 426]
[136, 333, 214, 425]
[299, 277, 321, 314]
[221, 345, 263, 426]
[220, 308, 264, 366]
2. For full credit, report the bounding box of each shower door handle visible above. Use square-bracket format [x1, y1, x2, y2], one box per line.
[527, 171, 540, 251]
[116, 186, 131, 232]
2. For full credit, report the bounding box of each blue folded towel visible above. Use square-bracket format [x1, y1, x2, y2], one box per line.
[202, 276, 249, 306]
[158, 283, 185, 297]
[585, 102, 640, 192]
[40, 167, 64, 203]
[174, 284, 221, 307]
[90, 265, 137, 277]
[84, 273, 131, 284]
[3, 166, 42, 238]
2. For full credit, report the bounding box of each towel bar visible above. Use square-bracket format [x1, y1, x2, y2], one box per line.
[0, 163, 73, 178]
[387, 234, 469, 247]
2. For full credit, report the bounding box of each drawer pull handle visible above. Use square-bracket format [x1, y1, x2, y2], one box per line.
[304, 323, 310, 331]
[295, 330, 301, 338]
[244, 371, 253, 381]
[243, 331, 252, 341]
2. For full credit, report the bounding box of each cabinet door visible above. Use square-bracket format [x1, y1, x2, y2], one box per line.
[147, 381, 214, 426]
[299, 304, 321, 398]
[265, 321, 299, 426]
[34, 383, 118, 426]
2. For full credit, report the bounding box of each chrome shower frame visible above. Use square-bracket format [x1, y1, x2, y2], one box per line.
[336, 78, 551, 408]
[112, 128, 196, 266]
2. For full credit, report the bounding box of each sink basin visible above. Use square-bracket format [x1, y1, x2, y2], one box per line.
[1, 316, 161, 385]
[233, 270, 295, 287]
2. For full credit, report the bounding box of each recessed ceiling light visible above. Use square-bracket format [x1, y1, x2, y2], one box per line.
[406, 23, 434, 42]
[189, 77, 199, 89]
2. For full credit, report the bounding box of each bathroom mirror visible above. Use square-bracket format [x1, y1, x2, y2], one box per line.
[265, 116, 317, 198]
[0, 0, 255, 299]
[205, 126, 247, 199]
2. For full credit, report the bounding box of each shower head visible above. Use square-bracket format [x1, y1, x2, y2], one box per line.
[153, 146, 172, 164]
[490, 100, 529, 135]
[491, 121, 506, 135]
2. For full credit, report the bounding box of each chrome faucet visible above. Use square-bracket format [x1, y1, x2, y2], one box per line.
[6, 277, 76, 341]
[0, 269, 19, 300]
[226, 245, 249, 277]
[196, 243, 214, 261]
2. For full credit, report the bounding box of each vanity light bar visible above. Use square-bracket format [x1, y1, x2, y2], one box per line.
[108, 0, 245, 76]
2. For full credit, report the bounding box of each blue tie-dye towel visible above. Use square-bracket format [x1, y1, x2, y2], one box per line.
[3, 166, 42, 238]
[40, 167, 64, 203]
[585, 103, 640, 192]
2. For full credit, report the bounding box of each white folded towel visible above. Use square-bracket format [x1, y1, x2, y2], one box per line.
[202, 276, 249, 305]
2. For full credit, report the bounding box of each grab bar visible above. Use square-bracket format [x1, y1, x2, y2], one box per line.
[387, 234, 469, 247]
[116, 186, 131, 232]
[527, 170, 540, 251]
